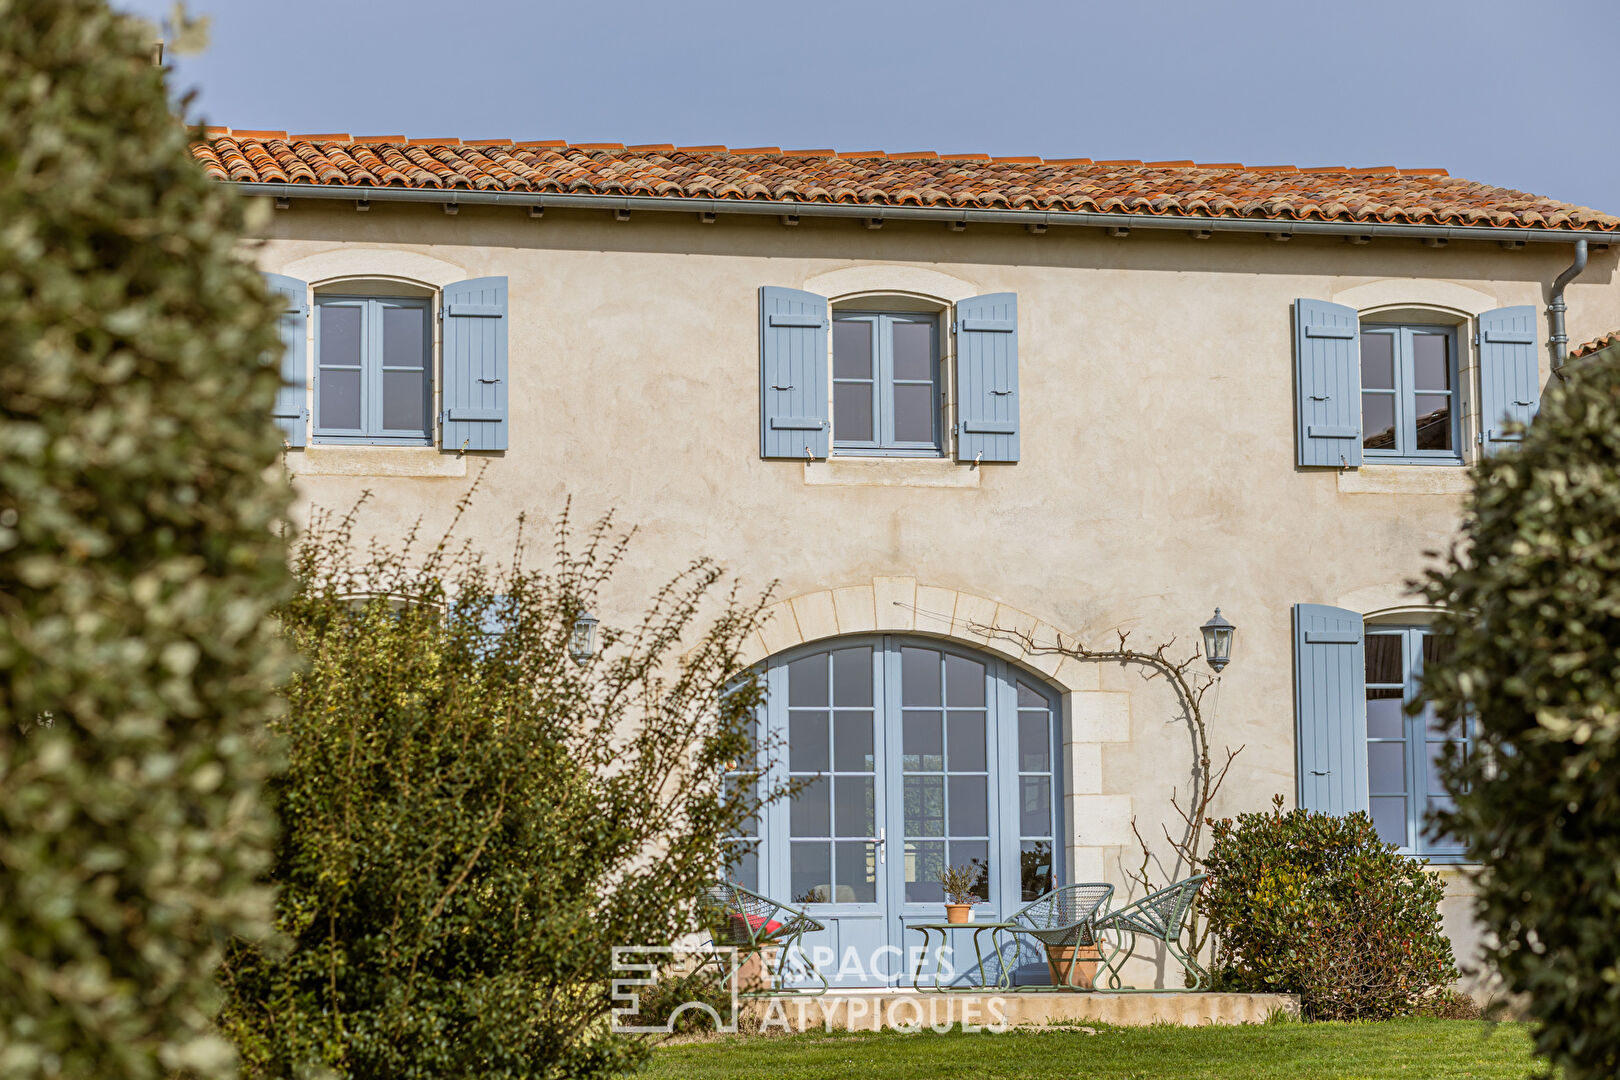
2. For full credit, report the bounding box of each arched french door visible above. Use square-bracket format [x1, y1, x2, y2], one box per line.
[729, 635, 1063, 986]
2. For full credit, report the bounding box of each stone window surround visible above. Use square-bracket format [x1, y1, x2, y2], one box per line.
[736, 577, 1131, 884]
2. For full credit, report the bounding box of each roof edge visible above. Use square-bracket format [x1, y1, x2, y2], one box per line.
[229, 181, 1616, 244]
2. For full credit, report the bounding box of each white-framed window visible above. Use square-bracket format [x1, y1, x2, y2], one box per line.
[831, 311, 943, 457]
[314, 294, 433, 445]
[1364, 625, 1469, 857]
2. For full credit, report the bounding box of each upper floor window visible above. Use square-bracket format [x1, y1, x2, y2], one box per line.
[1365, 626, 1468, 856]
[1360, 323, 1460, 463]
[315, 295, 433, 444]
[832, 312, 942, 456]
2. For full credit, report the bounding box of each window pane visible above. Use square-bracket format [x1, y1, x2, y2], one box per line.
[1021, 839, 1054, 901]
[833, 320, 872, 379]
[945, 655, 985, 707]
[790, 777, 830, 837]
[948, 840, 990, 901]
[319, 369, 361, 430]
[832, 647, 872, 707]
[1422, 633, 1454, 668]
[1413, 333, 1450, 391]
[903, 712, 943, 772]
[835, 841, 876, 902]
[1362, 393, 1396, 450]
[1427, 739, 1462, 798]
[1019, 712, 1050, 772]
[788, 654, 828, 707]
[832, 711, 874, 772]
[382, 370, 426, 432]
[1367, 694, 1405, 740]
[901, 648, 941, 707]
[893, 384, 935, 443]
[1369, 796, 1408, 848]
[724, 841, 758, 892]
[1414, 395, 1452, 450]
[1368, 742, 1407, 796]
[319, 304, 362, 365]
[382, 305, 425, 369]
[904, 776, 945, 836]
[892, 320, 933, 381]
[1360, 332, 1395, 389]
[1020, 776, 1052, 836]
[791, 842, 832, 904]
[1017, 681, 1045, 708]
[833, 776, 874, 837]
[948, 775, 988, 836]
[905, 840, 945, 903]
[1365, 635, 1403, 685]
[789, 714, 829, 773]
[946, 712, 986, 772]
[834, 383, 874, 442]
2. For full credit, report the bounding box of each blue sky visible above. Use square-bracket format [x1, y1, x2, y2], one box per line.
[121, 0, 1618, 214]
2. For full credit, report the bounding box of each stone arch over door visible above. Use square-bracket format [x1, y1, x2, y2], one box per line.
[737, 578, 1137, 894]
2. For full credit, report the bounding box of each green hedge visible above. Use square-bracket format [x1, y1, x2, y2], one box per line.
[218, 505, 774, 1079]
[1203, 798, 1455, 1020]
[1419, 351, 1620, 1080]
[0, 2, 293, 1077]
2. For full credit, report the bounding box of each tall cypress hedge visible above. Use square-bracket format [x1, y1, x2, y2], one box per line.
[1420, 351, 1620, 1079]
[0, 2, 292, 1077]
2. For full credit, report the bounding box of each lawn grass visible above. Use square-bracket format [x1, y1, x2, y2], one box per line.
[641, 1018, 1542, 1080]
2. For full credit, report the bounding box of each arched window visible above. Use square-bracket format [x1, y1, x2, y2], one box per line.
[731, 634, 1063, 986]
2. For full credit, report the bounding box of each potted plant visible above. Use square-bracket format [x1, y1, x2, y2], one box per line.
[938, 863, 982, 924]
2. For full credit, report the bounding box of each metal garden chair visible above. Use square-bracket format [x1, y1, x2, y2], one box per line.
[698, 881, 828, 996]
[1000, 882, 1115, 989]
[1094, 873, 1209, 991]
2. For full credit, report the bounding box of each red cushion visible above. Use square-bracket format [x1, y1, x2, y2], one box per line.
[730, 912, 783, 937]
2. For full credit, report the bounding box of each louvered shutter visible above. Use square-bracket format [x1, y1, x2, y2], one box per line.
[1294, 604, 1367, 815]
[1477, 305, 1539, 453]
[441, 277, 509, 452]
[955, 293, 1020, 463]
[264, 272, 308, 447]
[1294, 299, 1362, 468]
[759, 286, 829, 459]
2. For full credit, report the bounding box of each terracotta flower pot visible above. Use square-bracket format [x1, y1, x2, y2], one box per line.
[1044, 943, 1101, 988]
[944, 903, 973, 924]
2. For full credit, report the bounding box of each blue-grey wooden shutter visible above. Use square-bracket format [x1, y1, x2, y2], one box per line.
[1293, 603, 1367, 815]
[441, 276, 509, 452]
[264, 272, 308, 447]
[1294, 299, 1361, 468]
[1477, 305, 1539, 453]
[955, 293, 1019, 463]
[759, 286, 829, 459]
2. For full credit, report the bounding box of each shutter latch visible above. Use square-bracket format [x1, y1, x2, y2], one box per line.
[991, 389, 1013, 396]
[771, 384, 794, 391]
[1310, 394, 1330, 401]
[1310, 770, 1331, 776]
[478, 378, 501, 384]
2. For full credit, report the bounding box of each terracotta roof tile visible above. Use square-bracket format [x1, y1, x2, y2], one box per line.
[1571, 330, 1620, 359]
[192, 133, 1620, 233]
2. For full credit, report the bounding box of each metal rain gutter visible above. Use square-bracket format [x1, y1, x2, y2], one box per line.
[230, 182, 1614, 247]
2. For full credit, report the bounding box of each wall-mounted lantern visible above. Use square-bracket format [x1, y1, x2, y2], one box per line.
[1201, 608, 1235, 674]
[569, 611, 599, 666]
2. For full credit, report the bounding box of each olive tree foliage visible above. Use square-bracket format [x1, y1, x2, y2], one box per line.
[218, 495, 778, 1080]
[0, 2, 294, 1078]
[1419, 352, 1620, 1079]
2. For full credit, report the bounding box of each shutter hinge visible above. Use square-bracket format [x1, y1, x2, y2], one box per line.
[950, 321, 957, 335]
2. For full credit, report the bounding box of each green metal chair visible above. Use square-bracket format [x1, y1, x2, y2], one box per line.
[698, 881, 828, 996]
[1001, 882, 1115, 989]
[1094, 873, 1209, 991]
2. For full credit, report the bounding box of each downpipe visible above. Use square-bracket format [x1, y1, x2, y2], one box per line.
[1549, 237, 1588, 377]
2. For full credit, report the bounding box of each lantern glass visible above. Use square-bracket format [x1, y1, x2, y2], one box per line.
[569, 612, 598, 666]
[1201, 608, 1235, 673]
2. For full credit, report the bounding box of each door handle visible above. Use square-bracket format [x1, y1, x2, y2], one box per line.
[874, 828, 886, 867]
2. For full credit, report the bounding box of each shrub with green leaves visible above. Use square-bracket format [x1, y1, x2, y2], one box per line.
[1203, 797, 1455, 1020]
[1418, 350, 1620, 1080]
[218, 499, 777, 1079]
[0, 2, 293, 1077]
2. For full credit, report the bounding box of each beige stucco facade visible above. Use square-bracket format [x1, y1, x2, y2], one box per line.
[249, 200, 1618, 991]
